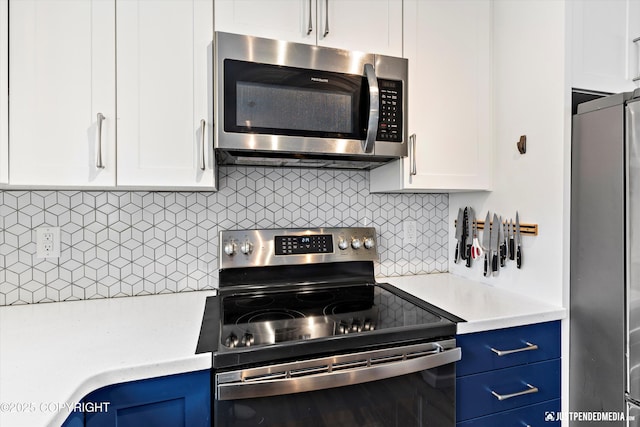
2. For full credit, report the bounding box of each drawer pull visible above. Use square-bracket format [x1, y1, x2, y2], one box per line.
[490, 341, 538, 356]
[490, 383, 538, 401]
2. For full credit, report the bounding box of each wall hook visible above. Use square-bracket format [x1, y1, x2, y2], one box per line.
[517, 135, 527, 154]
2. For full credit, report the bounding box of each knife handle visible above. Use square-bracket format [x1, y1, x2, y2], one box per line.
[460, 235, 467, 260]
[516, 245, 522, 269]
[509, 238, 515, 261]
[492, 253, 498, 273]
[484, 253, 490, 277]
[454, 242, 460, 263]
[466, 245, 472, 268]
[500, 243, 506, 267]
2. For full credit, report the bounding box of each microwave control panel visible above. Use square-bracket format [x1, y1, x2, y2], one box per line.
[376, 79, 403, 142]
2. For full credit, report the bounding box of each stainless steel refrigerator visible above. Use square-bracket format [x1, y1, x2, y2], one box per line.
[571, 88, 640, 426]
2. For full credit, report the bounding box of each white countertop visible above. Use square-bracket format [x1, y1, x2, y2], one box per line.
[381, 274, 566, 334]
[0, 290, 215, 427]
[0, 273, 565, 427]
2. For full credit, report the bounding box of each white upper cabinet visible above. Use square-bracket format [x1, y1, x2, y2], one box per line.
[116, 0, 215, 189]
[370, 0, 492, 192]
[0, 0, 8, 185]
[214, 0, 403, 56]
[8, 0, 215, 190]
[571, 0, 640, 93]
[9, 0, 116, 187]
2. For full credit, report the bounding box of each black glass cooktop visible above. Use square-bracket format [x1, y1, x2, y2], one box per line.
[219, 283, 452, 350]
[197, 281, 461, 369]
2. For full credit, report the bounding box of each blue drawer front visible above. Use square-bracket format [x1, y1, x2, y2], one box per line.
[456, 359, 561, 421]
[457, 398, 561, 426]
[457, 321, 560, 376]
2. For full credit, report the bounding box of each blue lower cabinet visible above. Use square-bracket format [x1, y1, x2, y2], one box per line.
[61, 410, 84, 427]
[82, 370, 210, 427]
[457, 398, 561, 427]
[456, 321, 562, 426]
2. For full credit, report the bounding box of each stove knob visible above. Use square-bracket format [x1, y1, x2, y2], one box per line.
[241, 332, 254, 347]
[225, 333, 239, 348]
[351, 238, 362, 250]
[338, 237, 349, 250]
[363, 320, 372, 331]
[351, 320, 362, 333]
[338, 321, 349, 334]
[363, 237, 375, 250]
[224, 242, 236, 256]
[240, 241, 253, 255]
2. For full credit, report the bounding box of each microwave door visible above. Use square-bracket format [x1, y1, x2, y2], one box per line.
[363, 63, 379, 154]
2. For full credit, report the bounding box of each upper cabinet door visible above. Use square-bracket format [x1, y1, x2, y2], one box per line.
[571, 0, 640, 93]
[9, 0, 116, 187]
[0, 0, 7, 185]
[116, 0, 216, 189]
[315, 0, 402, 56]
[214, 0, 402, 56]
[370, 0, 492, 193]
[214, 0, 316, 45]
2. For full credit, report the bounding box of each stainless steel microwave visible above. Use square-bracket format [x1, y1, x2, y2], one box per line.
[214, 32, 408, 169]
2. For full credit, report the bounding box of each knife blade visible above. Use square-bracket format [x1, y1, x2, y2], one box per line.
[509, 218, 515, 261]
[516, 211, 522, 269]
[499, 216, 507, 267]
[503, 219, 510, 262]
[491, 213, 500, 275]
[454, 208, 464, 263]
[482, 211, 491, 277]
[465, 207, 474, 268]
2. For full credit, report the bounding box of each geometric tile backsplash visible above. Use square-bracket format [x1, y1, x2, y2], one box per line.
[0, 166, 448, 305]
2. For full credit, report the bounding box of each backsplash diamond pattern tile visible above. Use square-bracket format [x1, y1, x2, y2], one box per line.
[0, 167, 448, 306]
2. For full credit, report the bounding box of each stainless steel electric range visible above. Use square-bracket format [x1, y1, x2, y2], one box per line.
[197, 227, 462, 427]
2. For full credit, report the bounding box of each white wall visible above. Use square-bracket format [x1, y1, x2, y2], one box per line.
[449, 0, 571, 309]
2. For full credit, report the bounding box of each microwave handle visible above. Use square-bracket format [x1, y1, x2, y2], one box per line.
[363, 63, 379, 154]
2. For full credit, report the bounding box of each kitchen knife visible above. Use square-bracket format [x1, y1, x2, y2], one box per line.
[491, 213, 500, 275]
[509, 219, 515, 261]
[482, 211, 491, 277]
[465, 207, 474, 268]
[460, 207, 468, 261]
[499, 216, 507, 267]
[516, 211, 522, 269]
[454, 208, 464, 263]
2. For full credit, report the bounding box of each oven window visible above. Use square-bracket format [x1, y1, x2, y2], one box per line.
[214, 363, 455, 427]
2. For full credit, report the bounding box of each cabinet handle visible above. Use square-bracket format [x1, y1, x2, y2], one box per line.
[409, 134, 417, 176]
[634, 37, 640, 82]
[490, 341, 538, 356]
[323, 0, 329, 37]
[96, 113, 105, 169]
[307, 0, 313, 35]
[200, 119, 206, 171]
[490, 383, 538, 401]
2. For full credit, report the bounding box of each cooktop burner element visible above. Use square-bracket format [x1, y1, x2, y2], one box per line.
[196, 227, 461, 369]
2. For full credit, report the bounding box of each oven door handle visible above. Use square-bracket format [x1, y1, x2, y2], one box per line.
[363, 63, 379, 154]
[217, 346, 461, 401]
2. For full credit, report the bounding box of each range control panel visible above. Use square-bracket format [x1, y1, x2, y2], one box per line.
[219, 227, 378, 269]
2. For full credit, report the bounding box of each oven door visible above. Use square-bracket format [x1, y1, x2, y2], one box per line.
[214, 340, 460, 427]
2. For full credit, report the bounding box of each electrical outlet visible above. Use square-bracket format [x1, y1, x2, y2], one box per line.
[36, 227, 60, 258]
[403, 220, 417, 245]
